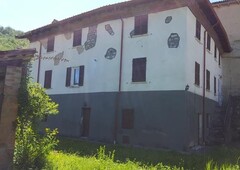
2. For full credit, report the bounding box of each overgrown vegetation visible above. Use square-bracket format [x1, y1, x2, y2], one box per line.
[0, 26, 29, 50]
[47, 146, 181, 170]
[14, 63, 59, 169]
[51, 137, 240, 170]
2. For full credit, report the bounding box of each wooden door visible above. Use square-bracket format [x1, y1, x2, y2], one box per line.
[81, 107, 91, 137]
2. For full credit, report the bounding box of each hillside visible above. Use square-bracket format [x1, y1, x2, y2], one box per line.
[0, 26, 29, 51]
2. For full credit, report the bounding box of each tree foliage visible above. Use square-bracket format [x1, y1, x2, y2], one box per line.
[14, 63, 59, 169]
[0, 26, 29, 50]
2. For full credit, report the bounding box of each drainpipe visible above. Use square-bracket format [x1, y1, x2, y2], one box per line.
[37, 42, 42, 83]
[202, 21, 219, 144]
[113, 18, 124, 143]
[202, 30, 206, 144]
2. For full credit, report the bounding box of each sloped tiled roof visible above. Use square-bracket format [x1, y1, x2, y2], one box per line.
[212, 0, 240, 5]
[17, 0, 231, 53]
[0, 49, 36, 61]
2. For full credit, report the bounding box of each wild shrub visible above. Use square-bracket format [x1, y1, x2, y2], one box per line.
[14, 63, 59, 169]
[14, 122, 58, 169]
[97, 146, 115, 161]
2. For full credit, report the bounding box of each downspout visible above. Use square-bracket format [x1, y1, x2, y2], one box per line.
[119, 18, 124, 92]
[202, 30, 206, 144]
[37, 42, 42, 83]
[113, 18, 124, 143]
[202, 21, 219, 144]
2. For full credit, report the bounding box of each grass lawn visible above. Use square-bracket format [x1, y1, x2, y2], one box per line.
[46, 137, 240, 170]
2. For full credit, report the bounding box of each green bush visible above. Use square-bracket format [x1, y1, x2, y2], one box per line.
[14, 121, 58, 169]
[14, 63, 59, 169]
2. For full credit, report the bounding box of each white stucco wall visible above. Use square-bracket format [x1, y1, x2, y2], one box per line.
[121, 7, 187, 92]
[28, 6, 222, 102]
[29, 7, 189, 95]
[185, 9, 222, 102]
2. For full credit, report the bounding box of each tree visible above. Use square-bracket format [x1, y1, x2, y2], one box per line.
[0, 26, 29, 50]
[14, 63, 59, 169]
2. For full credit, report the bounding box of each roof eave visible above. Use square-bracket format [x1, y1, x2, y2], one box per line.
[197, 0, 232, 52]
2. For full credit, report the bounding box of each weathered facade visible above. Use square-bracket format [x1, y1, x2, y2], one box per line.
[212, 0, 240, 142]
[213, 0, 240, 101]
[18, 0, 231, 150]
[0, 49, 35, 169]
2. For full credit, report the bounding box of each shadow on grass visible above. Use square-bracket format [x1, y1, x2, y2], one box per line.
[56, 137, 240, 170]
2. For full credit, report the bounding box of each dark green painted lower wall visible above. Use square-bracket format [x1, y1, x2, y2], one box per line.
[43, 91, 219, 151]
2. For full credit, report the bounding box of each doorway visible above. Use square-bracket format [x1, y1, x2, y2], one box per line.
[81, 107, 91, 137]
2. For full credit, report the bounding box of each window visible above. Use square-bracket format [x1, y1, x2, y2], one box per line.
[219, 53, 221, 66]
[132, 58, 146, 82]
[207, 33, 211, 51]
[214, 76, 217, 95]
[134, 15, 148, 35]
[73, 29, 82, 47]
[122, 109, 134, 129]
[195, 62, 200, 86]
[44, 70, 52, 89]
[214, 44, 217, 59]
[195, 20, 201, 40]
[206, 70, 210, 90]
[66, 66, 84, 87]
[47, 37, 55, 52]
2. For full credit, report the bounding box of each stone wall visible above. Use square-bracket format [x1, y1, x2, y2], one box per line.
[0, 66, 22, 169]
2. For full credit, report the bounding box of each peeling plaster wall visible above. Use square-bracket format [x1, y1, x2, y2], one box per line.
[30, 7, 189, 95]
[214, 4, 240, 100]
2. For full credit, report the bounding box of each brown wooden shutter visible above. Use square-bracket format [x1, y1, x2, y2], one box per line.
[214, 76, 216, 95]
[195, 62, 200, 86]
[195, 20, 201, 40]
[207, 34, 211, 51]
[134, 15, 148, 35]
[132, 58, 146, 82]
[219, 53, 221, 66]
[79, 66, 84, 86]
[214, 45, 217, 59]
[206, 70, 210, 90]
[47, 37, 55, 52]
[44, 70, 52, 89]
[73, 29, 82, 47]
[66, 67, 71, 87]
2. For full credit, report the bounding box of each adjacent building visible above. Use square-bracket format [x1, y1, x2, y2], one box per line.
[0, 49, 36, 169]
[213, 0, 240, 100]
[212, 0, 240, 142]
[17, 0, 231, 150]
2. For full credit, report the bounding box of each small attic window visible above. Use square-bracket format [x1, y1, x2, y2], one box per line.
[47, 37, 55, 52]
[207, 34, 211, 51]
[73, 29, 82, 47]
[195, 20, 201, 40]
[134, 15, 148, 35]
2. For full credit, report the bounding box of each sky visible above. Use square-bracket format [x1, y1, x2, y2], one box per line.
[1, 0, 220, 32]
